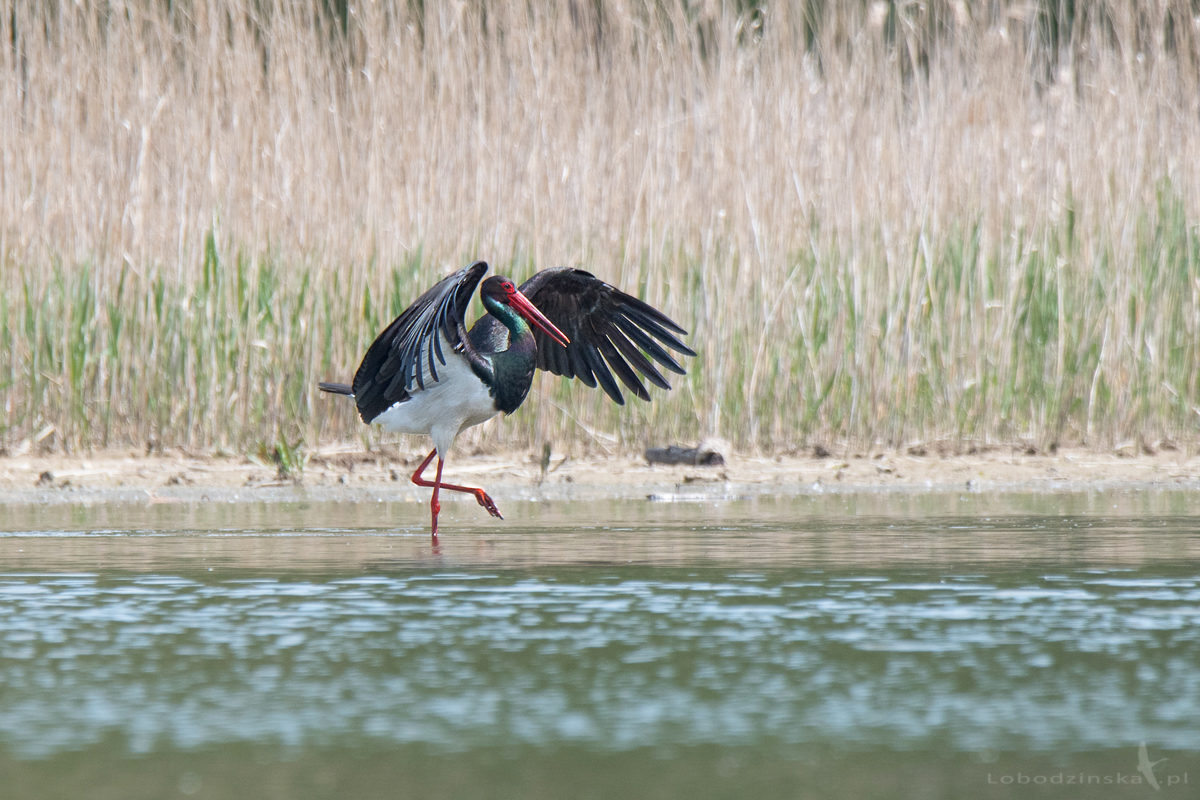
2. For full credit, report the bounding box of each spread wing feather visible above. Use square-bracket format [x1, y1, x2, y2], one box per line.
[351, 261, 488, 424]
[516, 267, 696, 405]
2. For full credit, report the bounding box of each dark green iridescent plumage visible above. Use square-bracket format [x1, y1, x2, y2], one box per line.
[468, 290, 539, 415]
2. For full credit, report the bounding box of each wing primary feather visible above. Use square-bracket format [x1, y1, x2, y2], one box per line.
[432, 316, 445, 369]
[595, 332, 650, 401]
[567, 340, 596, 387]
[425, 327, 439, 385]
[619, 292, 690, 334]
[608, 327, 671, 389]
[581, 337, 624, 404]
[412, 326, 428, 390]
[612, 315, 686, 376]
[620, 305, 697, 356]
[547, 338, 571, 376]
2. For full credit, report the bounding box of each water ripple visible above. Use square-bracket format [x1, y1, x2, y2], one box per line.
[1, 566, 1199, 757]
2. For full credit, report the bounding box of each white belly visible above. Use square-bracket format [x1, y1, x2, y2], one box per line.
[370, 348, 500, 458]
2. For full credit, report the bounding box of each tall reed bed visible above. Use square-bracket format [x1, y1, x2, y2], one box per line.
[3, 2, 1200, 455]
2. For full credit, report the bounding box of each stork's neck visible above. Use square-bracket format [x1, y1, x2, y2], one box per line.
[475, 294, 539, 415]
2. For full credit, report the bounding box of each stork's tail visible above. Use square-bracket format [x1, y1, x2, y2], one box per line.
[318, 381, 353, 396]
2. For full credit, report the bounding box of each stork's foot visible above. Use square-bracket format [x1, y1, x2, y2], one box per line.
[475, 491, 503, 519]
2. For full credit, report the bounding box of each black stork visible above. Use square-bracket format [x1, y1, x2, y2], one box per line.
[319, 260, 695, 536]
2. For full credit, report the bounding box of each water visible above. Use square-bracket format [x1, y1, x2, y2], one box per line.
[2, 493, 1199, 798]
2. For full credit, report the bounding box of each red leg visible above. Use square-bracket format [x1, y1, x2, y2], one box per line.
[409, 449, 441, 535]
[410, 448, 503, 522]
[430, 456, 444, 536]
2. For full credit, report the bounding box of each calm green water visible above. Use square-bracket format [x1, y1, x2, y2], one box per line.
[1, 493, 1199, 799]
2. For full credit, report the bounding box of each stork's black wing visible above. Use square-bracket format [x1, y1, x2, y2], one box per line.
[517, 267, 695, 404]
[351, 261, 487, 423]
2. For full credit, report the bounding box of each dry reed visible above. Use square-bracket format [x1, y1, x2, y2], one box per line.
[3, 1, 1200, 458]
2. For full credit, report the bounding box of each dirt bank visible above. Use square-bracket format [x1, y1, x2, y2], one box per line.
[2, 443, 1198, 506]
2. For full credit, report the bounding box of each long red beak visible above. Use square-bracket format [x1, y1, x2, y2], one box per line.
[508, 289, 571, 348]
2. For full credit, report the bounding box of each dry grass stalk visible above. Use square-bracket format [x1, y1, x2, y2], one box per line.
[2, 2, 1200, 455]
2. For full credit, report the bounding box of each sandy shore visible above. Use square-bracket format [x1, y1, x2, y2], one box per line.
[2, 443, 1199, 506]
